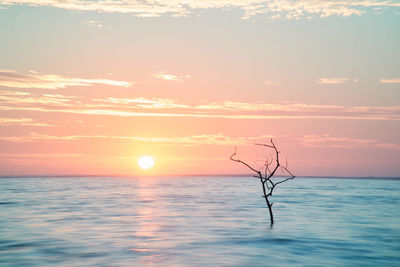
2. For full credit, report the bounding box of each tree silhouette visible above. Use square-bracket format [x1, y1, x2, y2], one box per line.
[230, 139, 295, 225]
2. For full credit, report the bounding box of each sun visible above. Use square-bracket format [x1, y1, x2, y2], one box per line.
[137, 156, 155, 170]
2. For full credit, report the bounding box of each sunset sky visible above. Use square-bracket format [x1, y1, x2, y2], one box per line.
[0, 1, 399, 177]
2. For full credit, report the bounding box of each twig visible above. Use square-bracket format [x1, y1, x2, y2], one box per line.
[230, 139, 295, 225]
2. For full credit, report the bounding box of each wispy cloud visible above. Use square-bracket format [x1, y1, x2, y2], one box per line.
[0, 132, 260, 146]
[0, 69, 131, 89]
[1, 93, 400, 121]
[0, 118, 52, 127]
[0, 91, 77, 106]
[83, 20, 106, 28]
[315, 78, 359, 84]
[195, 101, 328, 112]
[299, 134, 400, 151]
[3, 0, 398, 19]
[93, 97, 190, 109]
[380, 78, 400, 84]
[0, 90, 31, 96]
[152, 71, 191, 82]
[3, 131, 400, 153]
[263, 80, 282, 86]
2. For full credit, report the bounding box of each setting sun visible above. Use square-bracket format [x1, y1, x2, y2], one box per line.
[137, 156, 155, 170]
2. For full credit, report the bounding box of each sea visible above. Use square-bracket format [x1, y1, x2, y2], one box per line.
[0, 176, 399, 266]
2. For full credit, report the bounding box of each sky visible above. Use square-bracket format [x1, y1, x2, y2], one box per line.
[0, 0, 399, 177]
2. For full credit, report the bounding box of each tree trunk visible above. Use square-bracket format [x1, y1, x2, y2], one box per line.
[266, 197, 274, 225]
[260, 178, 274, 225]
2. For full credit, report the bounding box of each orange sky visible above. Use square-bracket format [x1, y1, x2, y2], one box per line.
[1, 1, 399, 177]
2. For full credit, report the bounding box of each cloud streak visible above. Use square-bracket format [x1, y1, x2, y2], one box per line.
[93, 97, 190, 109]
[0, 90, 77, 106]
[0, 118, 52, 127]
[0, 132, 258, 146]
[316, 78, 358, 84]
[2, 132, 399, 152]
[83, 20, 107, 28]
[299, 134, 400, 151]
[152, 71, 191, 82]
[263, 80, 282, 86]
[1, 93, 400, 121]
[380, 78, 400, 84]
[0, 69, 131, 89]
[1, 0, 399, 19]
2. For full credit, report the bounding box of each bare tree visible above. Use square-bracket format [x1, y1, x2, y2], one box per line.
[230, 139, 295, 225]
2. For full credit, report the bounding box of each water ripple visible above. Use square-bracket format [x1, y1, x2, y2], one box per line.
[0, 177, 399, 266]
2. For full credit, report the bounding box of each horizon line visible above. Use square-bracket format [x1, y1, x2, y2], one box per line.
[1, 174, 399, 180]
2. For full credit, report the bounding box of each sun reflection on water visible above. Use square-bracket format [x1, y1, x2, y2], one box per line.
[131, 178, 164, 264]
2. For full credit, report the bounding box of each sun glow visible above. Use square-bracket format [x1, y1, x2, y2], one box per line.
[137, 156, 155, 170]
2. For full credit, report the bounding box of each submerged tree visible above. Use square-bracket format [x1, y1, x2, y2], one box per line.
[230, 139, 295, 225]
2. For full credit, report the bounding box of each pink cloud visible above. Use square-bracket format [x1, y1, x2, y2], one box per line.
[0, 69, 131, 89]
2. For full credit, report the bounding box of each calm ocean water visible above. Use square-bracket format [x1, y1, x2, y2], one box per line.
[0, 176, 399, 266]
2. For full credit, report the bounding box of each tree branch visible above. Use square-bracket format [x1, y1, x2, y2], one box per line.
[230, 147, 262, 177]
[230, 139, 295, 225]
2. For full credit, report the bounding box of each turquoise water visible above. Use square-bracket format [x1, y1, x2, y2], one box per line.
[0, 177, 399, 266]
